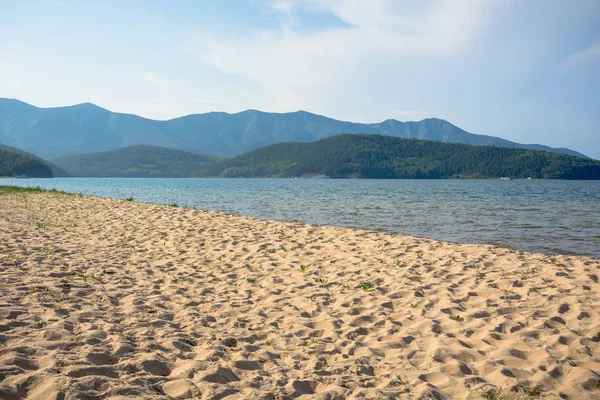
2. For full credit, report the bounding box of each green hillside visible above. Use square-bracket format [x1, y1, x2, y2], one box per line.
[0, 146, 53, 177]
[0, 143, 69, 177]
[196, 134, 600, 179]
[53, 145, 223, 177]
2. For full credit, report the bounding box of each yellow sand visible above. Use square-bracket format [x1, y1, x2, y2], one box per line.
[0, 192, 598, 400]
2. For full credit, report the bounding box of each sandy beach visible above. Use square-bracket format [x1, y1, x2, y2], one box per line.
[0, 190, 598, 400]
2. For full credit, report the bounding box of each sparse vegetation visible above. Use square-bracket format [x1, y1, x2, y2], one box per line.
[479, 387, 503, 400]
[358, 282, 374, 291]
[522, 383, 544, 397]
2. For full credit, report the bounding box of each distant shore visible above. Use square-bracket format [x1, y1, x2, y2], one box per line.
[0, 188, 599, 399]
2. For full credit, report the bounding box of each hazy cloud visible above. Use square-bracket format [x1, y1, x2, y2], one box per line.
[561, 40, 600, 70]
[190, 0, 497, 111]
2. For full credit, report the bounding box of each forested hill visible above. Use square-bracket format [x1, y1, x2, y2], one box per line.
[53, 145, 223, 177]
[196, 134, 600, 179]
[0, 145, 53, 177]
[0, 143, 69, 177]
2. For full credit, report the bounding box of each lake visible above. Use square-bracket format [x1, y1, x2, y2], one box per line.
[2, 178, 599, 258]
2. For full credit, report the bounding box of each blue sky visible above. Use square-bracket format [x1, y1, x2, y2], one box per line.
[1, 0, 599, 158]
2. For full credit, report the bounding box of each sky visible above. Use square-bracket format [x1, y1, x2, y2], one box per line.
[1, 0, 599, 158]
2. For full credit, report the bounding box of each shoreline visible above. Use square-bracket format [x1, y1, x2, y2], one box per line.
[2, 182, 599, 260]
[0, 189, 599, 399]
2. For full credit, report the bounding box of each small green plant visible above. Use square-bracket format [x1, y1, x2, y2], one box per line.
[319, 358, 328, 369]
[217, 256, 222, 261]
[36, 222, 46, 229]
[479, 387, 503, 400]
[169, 203, 179, 207]
[343, 284, 352, 290]
[118, 279, 128, 285]
[522, 383, 544, 397]
[265, 340, 271, 346]
[319, 278, 328, 285]
[394, 260, 405, 267]
[432, 324, 442, 334]
[300, 265, 307, 272]
[358, 282, 374, 291]
[125, 197, 133, 202]
[281, 246, 287, 252]
[293, 219, 299, 223]
[410, 303, 418, 309]
[28, 287, 36, 293]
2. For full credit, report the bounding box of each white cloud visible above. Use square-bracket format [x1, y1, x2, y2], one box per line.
[189, 0, 497, 112]
[141, 72, 165, 86]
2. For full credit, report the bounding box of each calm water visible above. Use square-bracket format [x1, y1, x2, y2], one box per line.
[2, 178, 599, 258]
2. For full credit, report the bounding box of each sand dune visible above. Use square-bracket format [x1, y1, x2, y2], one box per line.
[0, 191, 599, 399]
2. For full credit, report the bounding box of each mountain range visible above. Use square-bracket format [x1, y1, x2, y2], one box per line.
[0, 98, 587, 160]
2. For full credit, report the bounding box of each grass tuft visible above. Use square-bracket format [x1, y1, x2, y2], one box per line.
[479, 387, 503, 400]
